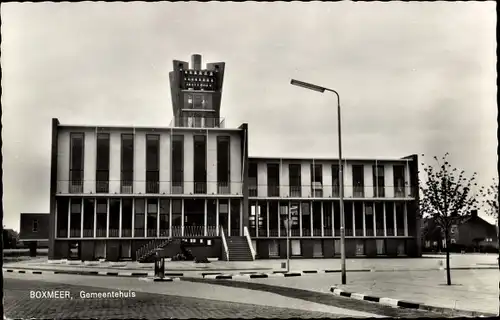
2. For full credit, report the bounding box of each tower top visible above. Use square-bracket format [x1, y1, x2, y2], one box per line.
[191, 54, 202, 70]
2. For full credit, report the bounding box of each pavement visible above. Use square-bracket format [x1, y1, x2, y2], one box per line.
[206, 268, 499, 316]
[3, 253, 498, 316]
[4, 271, 384, 319]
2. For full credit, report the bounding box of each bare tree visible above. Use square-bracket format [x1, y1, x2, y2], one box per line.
[419, 153, 479, 285]
[480, 178, 499, 269]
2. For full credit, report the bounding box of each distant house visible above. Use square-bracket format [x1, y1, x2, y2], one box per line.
[422, 210, 498, 252]
[19, 213, 49, 249]
[3, 228, 19, 249]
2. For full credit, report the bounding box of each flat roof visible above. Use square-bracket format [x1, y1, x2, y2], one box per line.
[249, 156, 415, 162]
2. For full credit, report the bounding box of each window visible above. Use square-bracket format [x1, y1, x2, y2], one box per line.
[301, 202, 311, 236]
[332, 165, 340, 197]
[249, 162, 258, 196]
[372, 164, 385, 197]
[122, 199, 133, 237]
[352, 165, 364, 197]
[172, 135, 184, 191]
[217, 136, 230, 191]
[159, 199, 170, 236]
[291, 240, 302, 256]
[394, 165, 406, 197]
[83, 198, 95, 237]
[96, 133, 110, 193]
[96, 199, 107, 237]
[172, 199, 182, 227]
[194, 135, 207, 193]
[32, 220, 38, 232]
[146, 135, 160, 193]
[57, 198, 69, 237]
[386, 202, 395, 236]
[289, 164, 301, 197]
[109, 199, 120, 237]
[365, 203, 374, 236]
[70, 133, 84, 192]
[121, 134, 134, 192]
[147, 199, 158, 237]
[70, 198, 81, 237]
[267, 164, 280, 197]
[134, 199, 145, 237]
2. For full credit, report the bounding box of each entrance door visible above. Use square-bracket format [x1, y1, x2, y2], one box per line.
[219, 200, 229, 236]
[120, 241, 131, 259]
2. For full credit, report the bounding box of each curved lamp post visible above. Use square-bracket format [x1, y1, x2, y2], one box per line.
[290, 79, 346, 285]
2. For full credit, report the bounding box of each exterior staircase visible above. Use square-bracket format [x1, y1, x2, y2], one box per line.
[136, 237, 174, 263]
[226, 236, 254, 261]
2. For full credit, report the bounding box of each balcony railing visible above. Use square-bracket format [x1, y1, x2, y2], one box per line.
[96, 181, 109, 193]
[109, 229, 119, 237]
[56, 180, 416, 198]
[313, 228, 322, 236]
[169, 116, 226, 129]
[171, 226, 182, 237]
[134, 229, 145, 237]
[194, 182, 207, 194]
[290, 186, 301, 197]
[268, 185, 280, 197]
[122, 229, 132, 237]
[69, 229, 81, 237]
[146, 181, 159, 194]
[324, 228, 332, 236]
[146, 229, 157, 237]
[217, 182, 230, 194]
[83, 229, 93, 238]
[96, 229, 106, 238]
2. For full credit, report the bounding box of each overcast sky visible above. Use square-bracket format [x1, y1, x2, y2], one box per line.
[1, 2, 497, 230]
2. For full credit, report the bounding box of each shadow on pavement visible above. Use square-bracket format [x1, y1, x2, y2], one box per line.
[181, 277, 450, 318]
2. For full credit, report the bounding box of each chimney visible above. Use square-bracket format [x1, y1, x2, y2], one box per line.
[191, 54, 202, 70]
[471, 210, 478, 218]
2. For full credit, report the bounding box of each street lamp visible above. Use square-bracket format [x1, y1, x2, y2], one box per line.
[290, 79, 347, 285]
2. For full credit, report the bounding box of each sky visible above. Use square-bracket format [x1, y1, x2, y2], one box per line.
[1, 2, 497, 230]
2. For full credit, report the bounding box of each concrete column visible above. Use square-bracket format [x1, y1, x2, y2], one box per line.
[119, 199, 123, 238]
[267, 201, 270, 237]
[363, 203, 366, 237]
[383, 202, 387, 237]
[352, 202, 356, 237]
[228, 199, 231, 237]
[157, 198, 160, 237]
[80, 198, 84, 238]
[181, 199, 184, 237]
[93, 199, 97, 238]
[299, 202, 302, 237]
[310, 202, 313, 237]
[216, 199, 219, 236]
[321, 201, 324, 237]
[204, 199, 208, 236]
[106, 198, 110, 238]
[373, 203, 377, 236]
[278, 203, 281, 238]
[256, 201, 259, 237]
[331, 201, 335, 237]
[67, 199, 71, 238]
[169, 199, 173, 236]
[393, 202, 397, 237]
[404, 202, 408, 236]
[144, 199, 147, 237]
[131, 199, 135, 238]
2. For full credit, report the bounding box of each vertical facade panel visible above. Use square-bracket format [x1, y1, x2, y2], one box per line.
[280, 160, 289, 197]
[159, 131, 171, 194]
[109, 132, 121, 194]
[343, 162, 353, 198]
[183, 132, 194, 194]
[207, 133, 218, 194]
[257, 162, 267, 197]
[57, 131, 70, 194]
[385, 163, 395, 198]
[230, 132, 242, 195]
[134, 131, 146, 194]
[83, 130, 96, 194]
[301, 161, 311, 197]
[322, 162, 332, 197]
[364, 163, 374, 198]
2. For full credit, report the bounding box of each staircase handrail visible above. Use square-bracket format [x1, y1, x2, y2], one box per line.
[220, 226, 230, 261]
[243, 226, 256, 261]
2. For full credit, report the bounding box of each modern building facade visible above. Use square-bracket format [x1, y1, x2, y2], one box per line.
[47, 54, 421, 261]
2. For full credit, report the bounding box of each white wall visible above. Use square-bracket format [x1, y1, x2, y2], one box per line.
[206, 133, 218, 194]
[384, 163, 394, 198]
[159, 131, 171, 194]
[280, 160, 289, 197]
[134, 132, 146, 194]
[56, 130, 70, 193]
[343, 161, 353, 198]
[109, 131, 121, 193]
[322, 162, 332, 197]
[301, 161, 311, 197]
[364, 164, 374, 198]
[257, 162, 267, 197]
[83, 130, 96, 194]
[229, 132, 242, 195]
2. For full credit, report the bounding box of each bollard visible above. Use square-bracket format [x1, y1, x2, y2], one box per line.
[154, 253, 165, 279]
[281, 262, 287, 269]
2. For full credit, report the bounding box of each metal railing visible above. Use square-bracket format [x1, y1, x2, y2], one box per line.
[146, 229, 157, 237]
[69, 229, 81, 237]
[146, 181, 159, 194]
[169, 116, 226, 129]
[134, 229, 145, 237]
[290, 186, 301, 197]
[194, 182, 207, 194]
[122, 229, 132, 237]
[217, 182, 230, 194]
[109, 229, 119, 237]
[324, 228, 332, 236]
[313, 228, 322, 236]
[267, 185, 280, 197]
[96, 229, 106, 237]
[83, 229, 93, 237]
[96, 181, 109, 193]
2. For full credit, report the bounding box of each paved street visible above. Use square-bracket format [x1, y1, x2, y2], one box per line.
[3, 272, 381, 319]
[219, 268, 499, 315]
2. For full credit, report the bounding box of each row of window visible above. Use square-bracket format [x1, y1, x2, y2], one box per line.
[55, 197, 242, 238]
[263, 239, 407, 257]
[250, 163, 409, 194]
[248, 201, 407, 237]
[69, 133, 231, 194]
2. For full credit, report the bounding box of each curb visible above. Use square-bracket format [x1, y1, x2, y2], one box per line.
[138, 277, 181, 282]
[330, 286, 496, 317]
[3, 268, 152, 278]
[202, 271, 305, 280]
